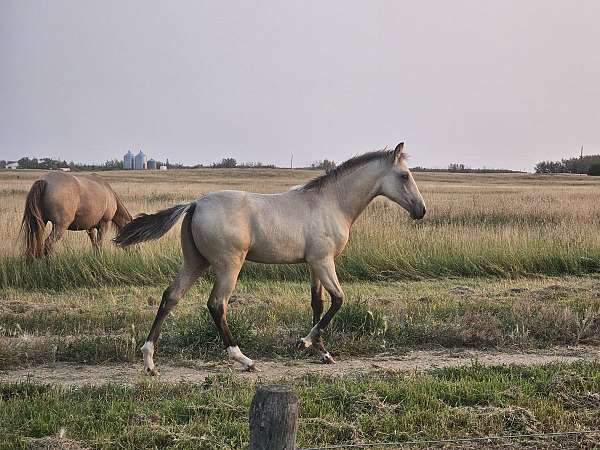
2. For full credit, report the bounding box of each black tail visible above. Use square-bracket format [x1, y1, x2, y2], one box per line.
[21, 179, 47, 259]
[113, 202, 195, 247]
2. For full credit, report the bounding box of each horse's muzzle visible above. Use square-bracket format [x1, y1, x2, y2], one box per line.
[410, 204, 426, 220]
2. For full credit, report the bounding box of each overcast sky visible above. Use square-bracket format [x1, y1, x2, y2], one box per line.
[1, 1, 599, 170]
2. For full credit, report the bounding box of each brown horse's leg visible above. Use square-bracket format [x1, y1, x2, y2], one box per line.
[87, 228, 98, 249]
[43, 223, 66, 257]
[301, 258, 345, 364]
[94, 220, 111, 249]
[208, 259, 255, 371]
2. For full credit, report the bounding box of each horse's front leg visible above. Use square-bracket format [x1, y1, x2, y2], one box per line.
[299, 258, 344, 364]
[298, 268, 331, 361]
[86, 228, 98, 249]
[94, 220, 111, 250]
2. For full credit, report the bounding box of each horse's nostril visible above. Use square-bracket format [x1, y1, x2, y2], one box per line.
[422, 206, 427, 215]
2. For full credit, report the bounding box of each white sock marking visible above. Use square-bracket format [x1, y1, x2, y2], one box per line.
[141, 341, 155, 371]
[302, 324, 320, 346]
[227, 346, 254, 368]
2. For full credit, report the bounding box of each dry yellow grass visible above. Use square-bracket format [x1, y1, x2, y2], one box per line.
[1, 169, 600, 286]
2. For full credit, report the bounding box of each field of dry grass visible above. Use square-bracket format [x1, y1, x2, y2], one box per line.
[2, 169, 600, 288]
[2, 168, 600, 449]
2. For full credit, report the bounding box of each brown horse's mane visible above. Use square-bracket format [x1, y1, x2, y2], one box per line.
[299, 148, 403, 192]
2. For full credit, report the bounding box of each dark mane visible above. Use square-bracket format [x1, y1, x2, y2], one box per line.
[299, 149, 400, 192]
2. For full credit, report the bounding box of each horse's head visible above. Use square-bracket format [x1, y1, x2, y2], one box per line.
[379, 142, 426, 220]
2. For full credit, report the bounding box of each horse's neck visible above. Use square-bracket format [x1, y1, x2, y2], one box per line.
[324, 163, 384, 226]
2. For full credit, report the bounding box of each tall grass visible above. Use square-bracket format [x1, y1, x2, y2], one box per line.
[1, 170, 600, 290]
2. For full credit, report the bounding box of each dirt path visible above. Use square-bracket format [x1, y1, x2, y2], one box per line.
[1, 346, 598, 386]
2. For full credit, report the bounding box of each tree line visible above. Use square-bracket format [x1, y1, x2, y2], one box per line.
[535, 155, 600, 176]
[0, 157, 125, 171]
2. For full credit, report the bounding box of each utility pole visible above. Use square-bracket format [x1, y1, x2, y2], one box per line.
[290, 154, 293, 169]
[581, 145, 584, 159]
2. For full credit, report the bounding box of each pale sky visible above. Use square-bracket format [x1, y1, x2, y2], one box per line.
[1, 1, 599, 170]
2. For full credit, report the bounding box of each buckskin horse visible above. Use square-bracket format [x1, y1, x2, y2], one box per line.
[115, 142, 426, 374]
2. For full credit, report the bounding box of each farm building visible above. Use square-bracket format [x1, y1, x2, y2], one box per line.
[123, 149, 157, 170]
[123, 150, 134, 169]
[6, 162, 19, 169]
[134, 150, 147, 170]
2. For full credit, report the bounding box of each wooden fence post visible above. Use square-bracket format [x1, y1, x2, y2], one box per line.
[249, 384, 298, 450]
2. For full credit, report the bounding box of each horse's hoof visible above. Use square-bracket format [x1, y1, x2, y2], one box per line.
[297, 338, 311, 350]
[244, 363, 259, 372]
[321, 354, 336, 364]
[146, 367, 160, 376]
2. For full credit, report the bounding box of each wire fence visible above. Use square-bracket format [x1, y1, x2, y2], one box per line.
[298, 430, 600, 449]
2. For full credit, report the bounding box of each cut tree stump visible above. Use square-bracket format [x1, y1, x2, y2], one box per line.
[249, 384, 299, 450]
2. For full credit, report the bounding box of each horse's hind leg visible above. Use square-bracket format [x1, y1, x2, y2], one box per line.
[301, 258, 345, 364]
[141, 211, 209, 375]
[141, 259, 208, 375]
[208, 259, 255, 371]
[43, 222, 66, 256]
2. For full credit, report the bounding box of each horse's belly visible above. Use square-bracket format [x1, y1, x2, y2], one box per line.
[69, 212, 104, 230]
[246, 239, 305, 264]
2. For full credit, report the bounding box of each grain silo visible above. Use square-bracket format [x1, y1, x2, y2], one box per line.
[147, 158, 157, 170]
[123, 150, 134, 169]
[134, 150, 147, 170]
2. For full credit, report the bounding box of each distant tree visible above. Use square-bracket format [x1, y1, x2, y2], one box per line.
[535, 155, 600, 174]
[588, 162, 600, 176]
[448, 163, 467, 172]
[237, 161, 276, 168]
[104, 159, 123, 170]
[535, 161, 562, 174]
[0, 160, 6, 169]
[311, 159, 336, 172]
[213, 158, 237, 168]
[18, 157, 38, 169]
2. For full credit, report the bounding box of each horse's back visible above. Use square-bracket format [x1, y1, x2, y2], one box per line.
[190, 190, 326, 264]
[41, 172, 115, 229]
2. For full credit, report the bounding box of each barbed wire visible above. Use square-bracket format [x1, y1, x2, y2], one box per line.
[298, 430, 600, 449]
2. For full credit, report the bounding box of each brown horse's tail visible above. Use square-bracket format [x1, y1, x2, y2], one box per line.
[21, 179, 47, 259]
[113, 202, 195, 247]
[112, 192, 133, 231]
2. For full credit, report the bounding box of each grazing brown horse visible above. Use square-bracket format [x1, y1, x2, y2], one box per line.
[21, 172, 132, 259]
[115, 142, 426, 375]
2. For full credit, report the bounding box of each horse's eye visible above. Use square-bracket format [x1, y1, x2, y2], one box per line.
[399, 172, 409, 181]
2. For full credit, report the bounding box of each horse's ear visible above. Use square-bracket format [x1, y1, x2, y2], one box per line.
[393, 142, 404, 162]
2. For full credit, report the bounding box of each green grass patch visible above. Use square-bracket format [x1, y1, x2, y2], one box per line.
[2, 278, 599, 368]
[1, 362, 600, 449]
[2, 220, 600, 291]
